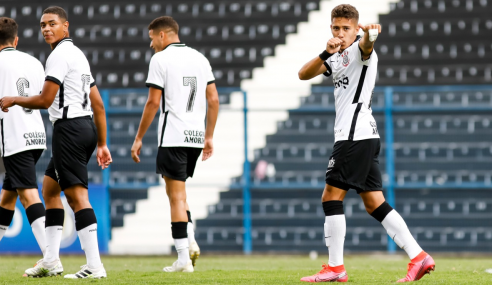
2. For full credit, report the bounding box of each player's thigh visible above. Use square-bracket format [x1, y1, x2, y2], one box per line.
[2, 150, 41, 193]
[163, 175, 187, 202]
[157, 147, 188, 182]
[16, 188, 42, 209]
[0, 189, 18, 209]
[359, 191, 386, 214]
[52, 118, 96, 190]
[322, 184, 348, 202]
[64, 184, 91, 212]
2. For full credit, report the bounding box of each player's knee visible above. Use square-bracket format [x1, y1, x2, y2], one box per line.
[0, 191, 17, 209]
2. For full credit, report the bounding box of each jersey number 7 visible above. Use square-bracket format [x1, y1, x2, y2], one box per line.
[184, 77, 197, 112]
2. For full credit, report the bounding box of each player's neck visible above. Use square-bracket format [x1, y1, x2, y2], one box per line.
[50, 35, 70, 50]
[0, 44, 15, 51]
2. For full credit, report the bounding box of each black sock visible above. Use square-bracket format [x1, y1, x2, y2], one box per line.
[171, 222, 188, 239]
[322, 200, 344, 216]
[26, 203, 46, 225]
[370, 201, 393, 223]
[0, 206, 14, 227]
[45, 208, 64, 228]
[186, 210, 192, 223]
[75, 208, 97, 231]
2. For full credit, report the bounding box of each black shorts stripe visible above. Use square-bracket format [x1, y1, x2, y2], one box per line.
[352, 65, 368, 104]
[348, 103, 363, 141]
[159, 111, 169, 147]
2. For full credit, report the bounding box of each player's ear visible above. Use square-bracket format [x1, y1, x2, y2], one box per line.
[13, 36, 19, 48]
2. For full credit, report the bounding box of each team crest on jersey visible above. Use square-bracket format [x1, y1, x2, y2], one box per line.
[341, 50, 350, 67]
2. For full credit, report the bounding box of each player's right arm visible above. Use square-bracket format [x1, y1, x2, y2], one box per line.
[298, 38, 343, 80]
[131, 86, 161, 163]
[0, 80, 58, 112]
[202, 83, 220, 161]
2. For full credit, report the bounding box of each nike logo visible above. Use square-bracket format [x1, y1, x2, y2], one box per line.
[89, 229, 97, 232]
[314, 272, 346, 282]
[57, 228, 63, 230]
[0, 227, 6, 230]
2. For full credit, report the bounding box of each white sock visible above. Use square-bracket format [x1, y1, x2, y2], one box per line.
[174, 238, 190, 265]
[324, 215, 346, 267]
[187, 222, 196, 245]
[44, 225, 63, 264]
[381, 210, 423, 259]
[31, 217, 47, 256]
[78, 223, 102, 269]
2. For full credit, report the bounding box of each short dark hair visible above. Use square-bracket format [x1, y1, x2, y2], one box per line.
[0, 17, 18, 46]
[148, 16, 179, 34]
[331, 4, 359, 22]
[43, 6, 68, 21]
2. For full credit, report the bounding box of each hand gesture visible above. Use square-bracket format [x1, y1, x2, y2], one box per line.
[0, 97, 16, 112]
[326, 38, 343, 54]
[202, 138, 213, 161]
[131, 139, 142, 163]
[97, 145, 113, 169]
[358, 24, 381, 42]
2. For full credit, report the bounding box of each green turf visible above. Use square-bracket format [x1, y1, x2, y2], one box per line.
[0, 255, 491, 284]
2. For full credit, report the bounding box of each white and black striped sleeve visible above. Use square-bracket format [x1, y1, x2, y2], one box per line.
[206, 59, 215, 85]
[44, 51, 69, 85]
[322, 61, 332, 77]
[145, 55, 165, 90]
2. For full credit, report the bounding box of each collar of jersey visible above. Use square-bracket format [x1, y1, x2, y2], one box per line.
[162, 42, 186, 51]
[0, 47, 15, 53]
[53, 37, 73, 50]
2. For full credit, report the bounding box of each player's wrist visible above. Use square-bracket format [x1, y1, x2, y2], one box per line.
[319, 50, 334, 61]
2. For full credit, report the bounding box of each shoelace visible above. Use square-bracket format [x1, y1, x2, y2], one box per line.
[316, 264, 332, 275]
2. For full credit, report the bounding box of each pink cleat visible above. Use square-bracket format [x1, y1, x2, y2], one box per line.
[397, 252, 435, 282]
[301, 264, 348, 283]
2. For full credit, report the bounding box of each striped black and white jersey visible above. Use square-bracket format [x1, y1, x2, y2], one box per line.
[146, 43, 215, 148]
[0, 47, 46, 156]
[323, 37, 380, 142]
[45, 38, 94, 122]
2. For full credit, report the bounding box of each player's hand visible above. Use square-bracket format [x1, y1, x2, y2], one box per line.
[358, 23, 382, 39]
[131, 139, 142, 163]
[0, 96, 16, 112]
[326, 38, 343, 54]
[202, 138, 213, 161]
[97, 145, 113, 169]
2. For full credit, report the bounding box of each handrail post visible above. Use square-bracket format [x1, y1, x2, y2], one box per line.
[101, 89, 111, 239]
[242, 91, 252, 254]
[384, 87, 396, 253]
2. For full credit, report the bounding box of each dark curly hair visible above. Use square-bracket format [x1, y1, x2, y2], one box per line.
[331, 4, 359, 22]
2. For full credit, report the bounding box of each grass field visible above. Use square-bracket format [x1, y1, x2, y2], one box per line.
[0, 255, 491, 284]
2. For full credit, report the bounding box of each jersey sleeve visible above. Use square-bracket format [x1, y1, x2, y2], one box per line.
[90, 74, 96, 87]
[322, 61, 333, 77]
[146, 55, 166, 90]
[44, 50, 69, 85]
[352, 39, 374, 66]
[205, 58, 215, 85]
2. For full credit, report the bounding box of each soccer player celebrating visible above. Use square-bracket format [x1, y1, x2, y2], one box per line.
[131, 16, 219, 273]
[297, 4, 435, 283]
[0, 7, 112, 279]
[0, 17, 48, 271]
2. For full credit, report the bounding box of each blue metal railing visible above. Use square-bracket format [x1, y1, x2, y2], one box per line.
[101, 85, 492, 254]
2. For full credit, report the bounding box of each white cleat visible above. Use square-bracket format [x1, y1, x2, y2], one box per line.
[163, 260, 194, 273]
[24, 259, 63, 278]
[189, 241, 200, 267]
[64, 264, 107, 279]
